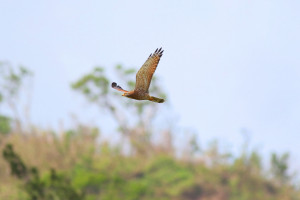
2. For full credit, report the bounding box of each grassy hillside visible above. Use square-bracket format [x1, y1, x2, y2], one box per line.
[1, 128, 299, 200]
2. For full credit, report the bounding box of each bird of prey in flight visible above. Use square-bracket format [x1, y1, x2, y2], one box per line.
[112, 48, 165, 103]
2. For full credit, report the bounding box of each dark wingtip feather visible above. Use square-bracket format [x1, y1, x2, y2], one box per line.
[160, 50, 164, 57]
[151, 47, 164, 58]
[111, 82, 117, 87]
[159, 99, 164, 103]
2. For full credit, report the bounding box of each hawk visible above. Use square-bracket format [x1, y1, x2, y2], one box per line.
[112, 48, 165, 103]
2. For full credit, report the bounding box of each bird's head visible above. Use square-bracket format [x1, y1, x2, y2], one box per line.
[122, 92, 133, 98]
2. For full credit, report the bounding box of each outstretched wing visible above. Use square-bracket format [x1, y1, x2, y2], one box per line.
[111, 82, 128, 93]
[135, 48, 163, 93]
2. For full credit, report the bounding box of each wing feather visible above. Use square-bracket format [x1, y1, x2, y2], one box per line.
[135, 48, 163, 93]
[111, 82, 128, 93]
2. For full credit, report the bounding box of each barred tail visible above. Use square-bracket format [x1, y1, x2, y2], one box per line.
[149, 96, 165, 103]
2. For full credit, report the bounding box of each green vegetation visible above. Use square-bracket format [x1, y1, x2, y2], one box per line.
[0, 62, 32, 134]
[0, 63, 299, 200]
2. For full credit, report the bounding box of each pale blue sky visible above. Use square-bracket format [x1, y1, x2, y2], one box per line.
[1, 1, 300, 168]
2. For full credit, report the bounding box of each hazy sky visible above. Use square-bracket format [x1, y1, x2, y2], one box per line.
[1, 1, 300, 168]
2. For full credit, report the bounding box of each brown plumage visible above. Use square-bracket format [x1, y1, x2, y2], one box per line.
[112, 48, 165, 103]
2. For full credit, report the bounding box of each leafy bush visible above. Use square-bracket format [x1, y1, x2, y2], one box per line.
[3, 144, 84, 200]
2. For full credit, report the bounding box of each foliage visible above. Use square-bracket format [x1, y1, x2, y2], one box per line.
[3, 144, 84, 200]
[0, 62, 32, 107]
[0, 64, 299, 200]
[0, 62, 33, 133]
[271, 152, 290, 185]
[1, 131, 299, 200]
[0, 115, 11, 135]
